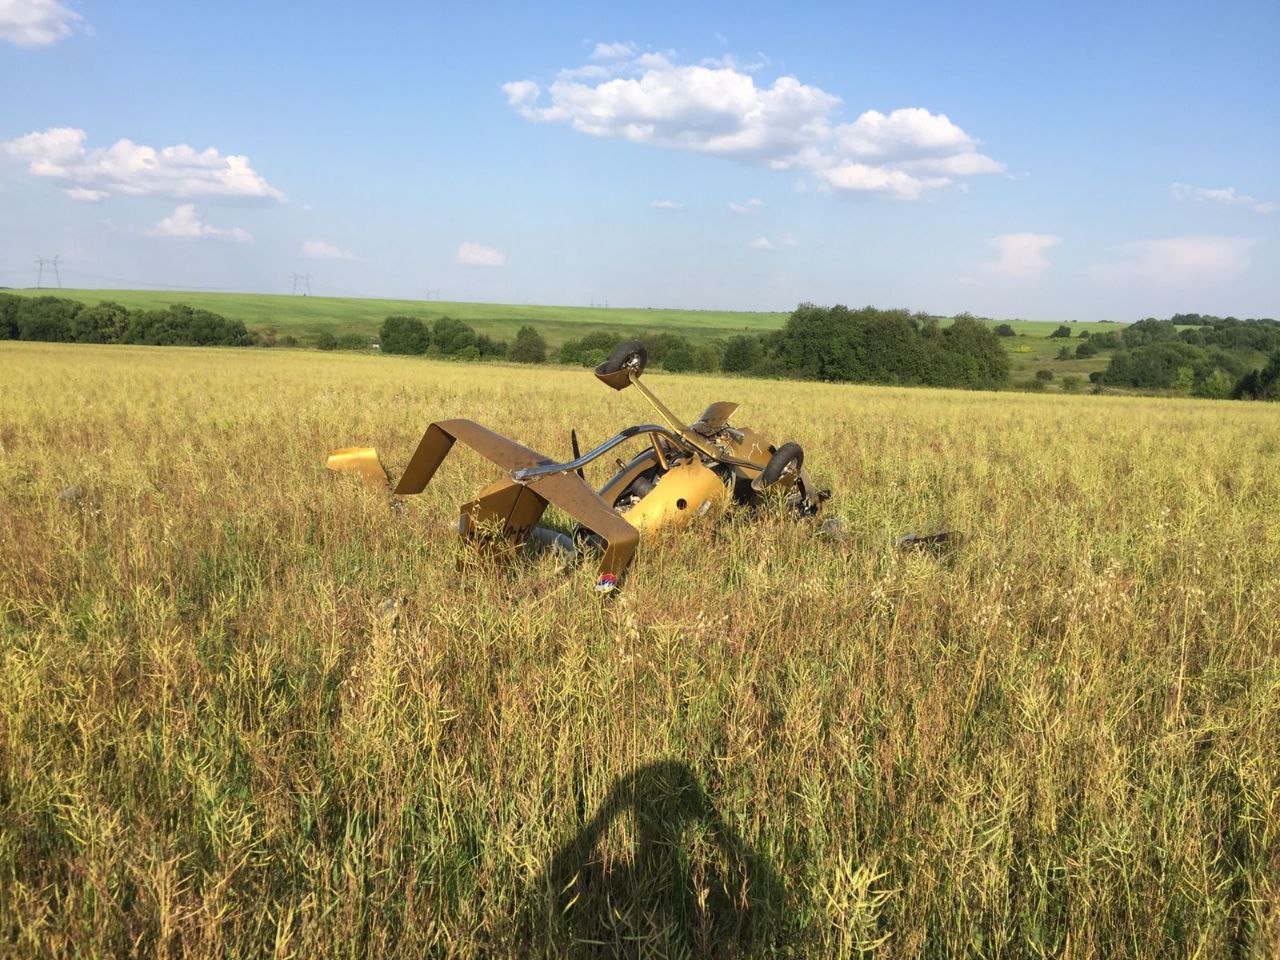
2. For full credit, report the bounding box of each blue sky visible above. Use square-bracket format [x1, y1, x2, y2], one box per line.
[1, 0, 1276, 320]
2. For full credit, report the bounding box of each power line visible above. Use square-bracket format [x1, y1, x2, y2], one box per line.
[290, 272, 312, 296]
[34, 255, 62, 289]
[14, 266, 250, 293]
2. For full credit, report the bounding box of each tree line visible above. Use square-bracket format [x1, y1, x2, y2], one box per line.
[1, 294, 259, 347]
[1099, 316, 1280, 399]
[380, 305, 1012, 389]
[10, 293, 1274, 401]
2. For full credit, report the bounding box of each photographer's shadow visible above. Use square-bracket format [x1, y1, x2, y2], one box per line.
[524, 760, 792, 959]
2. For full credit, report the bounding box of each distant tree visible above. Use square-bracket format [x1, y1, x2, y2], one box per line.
[474, 334, 508, 358]
[1234, 369, 1263, 400]
[316, 331, 338, 350]
[939, 316, 1010, 389]
[1122, 318, 1179, 348]
[994, 323, 1016, 337]
[69, 301, 130, 343]
[336, 333, 369, 350]
[1233, 352, 1280, 400]
[433, 316, 477, 355]
[508, 325, 548, 363]
[1172, 366, 1195, 394]
[557, 332, 622, 367]
[1196, 368, 1234, 399]
[1091, 331, 1122, 349]
[1075, 341, 1098, 358]
[662, 340, 696, 372]
[16, 296, 81, 342]
[379, 315, 431, 354]
[722, 334, 764, 373]
[1049, 324, 1072, 339]
[692, 343, 720, 373]
[112, 304, 248, 346]
[1078, 330, 1091, 339]
[0, 294, 19, 339]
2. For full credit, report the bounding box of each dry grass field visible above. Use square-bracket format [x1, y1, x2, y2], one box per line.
[1, 341, 1278, 958]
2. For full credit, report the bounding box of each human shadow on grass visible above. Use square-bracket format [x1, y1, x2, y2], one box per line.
[522, 760, 793, 959]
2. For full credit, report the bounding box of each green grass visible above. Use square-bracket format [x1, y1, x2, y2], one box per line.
[6, 288, 1121, 384]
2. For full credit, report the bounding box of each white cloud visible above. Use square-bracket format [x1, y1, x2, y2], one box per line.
[0, 0, 80, 48]
[504, 52, 1003, 199]
[981, 233, 1060, 281]
[1171, 182, 1275, 215]
[728, 197, 765, 214]
[699, 54, 765, 73]
[834, 107, 974, 159]
[749, 237, 773, 250]
[64, 186, 108, 202]
[779, 231, 797, 247]
[1093, 235, 1257, 286]
[590, 40, 636, 61]
[456, 240, 505, 267]
[650, 199, 683, 209]
[302, 239, 354, 260]
[502, 79, 540, 107]
[819, 162, 941, 199]
[1, 127, 284, 201]
[151, 204, 253, 243]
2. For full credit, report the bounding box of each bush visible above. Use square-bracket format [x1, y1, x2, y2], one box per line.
[1075, 341, 1098, 359]
[1196, 368, 1235, 400]
[508, 326, 548, 363]
[1056, 347, 1073, 360]
[1091, 331, 1122, 349]
[1061, 375, 1083, 393]
[693, 342, 722, 373]
[1233, 352, 1280, 400]
[722, 335, 764, 373]
[316, 332, 338, 351]
[336, 333, 369, 350]
[379, 316, 431, 355]
[557, 332, 623, 366]
[1024, 378, 1048, 392]
[433, 317, 477, 355]
[1049, 324, 1072, 339]
[994, 323, 1016, 337]
[1036, 369, 1054, 381]
[662, 341, 696, 373]
[475, 334, 508, 358]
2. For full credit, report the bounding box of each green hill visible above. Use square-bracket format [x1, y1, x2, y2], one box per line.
[7, 288, 1116, 382]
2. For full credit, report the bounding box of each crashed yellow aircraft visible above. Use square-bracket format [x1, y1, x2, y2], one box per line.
[328, 340, 824, 591]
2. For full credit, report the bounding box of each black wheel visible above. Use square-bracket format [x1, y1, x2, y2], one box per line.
[756, 442, 804, 489]
[595, 340, 647, 377]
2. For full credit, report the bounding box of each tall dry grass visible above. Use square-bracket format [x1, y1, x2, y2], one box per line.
[1, 341, 1277, 958]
